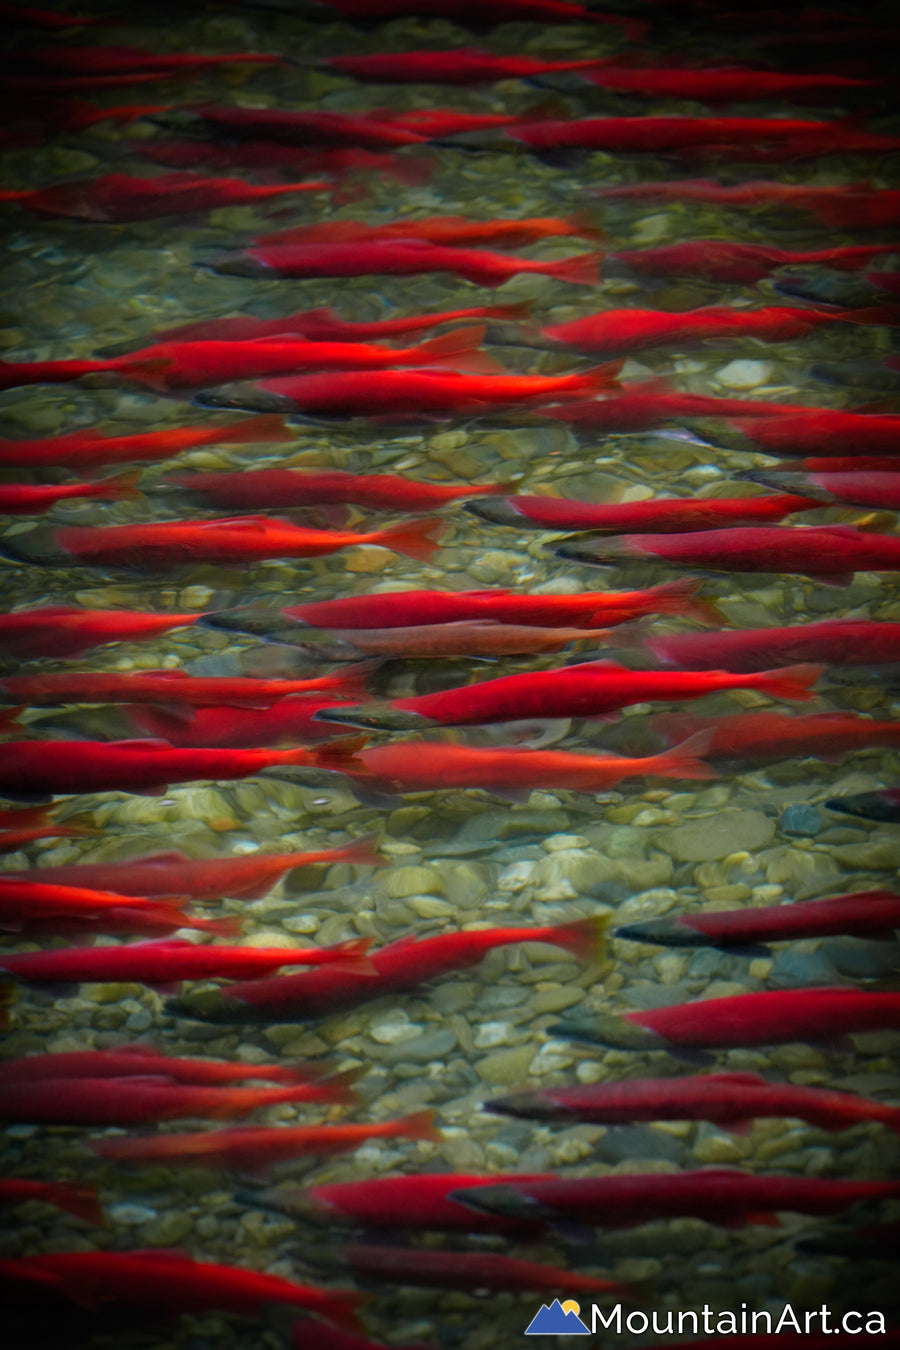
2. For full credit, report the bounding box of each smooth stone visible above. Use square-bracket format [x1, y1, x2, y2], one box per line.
[714, 359, 773, 390]
[138, 1211, 193, 1246]
[769, 947, 841, 988]
[653, 811, 775, 863]
[373, 1028, 458, 1067]
[379, 865, 444, 899]
[779, 803, 823, 837]
[474, 1044, 536, 1086]
[529, 985, 584, 1015]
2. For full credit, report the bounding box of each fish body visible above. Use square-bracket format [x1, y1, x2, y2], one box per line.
[0, 879, 240, 939]
[167, 469, 511, 513]
[825, 788, 900, 823]
[454, 1170, 900, 1226]
[751, 469, 900, 512]
[0, 606, 199, 660]
[98, 327, 491, 391]
[486, 1071, 900, 1134]
[8, 1250, 363, 1330]
[607, 240, 899, 285]
[505, 115, 898, 153]
[0, 1178, 102, 1223]
[286, 1170, 555, 1234]
[322, 49, 613, 83]
[178, 103, 428, 147]
[90, 1111, 439, 1173]
[0, 936, 374, 987]
[278, 578, 713, 630]
[543, 305, 895, 356]
[331, 1243, 623, 1294]
[314, 620, 612, 659]
[0, 416, 290, 470]
[153, 304, 529, 345]
[126, 696, 369, 749]
[314, 661, 820, 732]
[25, 44, 287, 75]
[617, 890, 900, 950]
[196, 368, 616, 418]
[169, 915, 606, 1022]
[351, 733, 715, 793]
[708, 410, 900, 456]
[0, 1073, 360, 1124]
[0, 666, 370, 709]
[592, 179, 900, 228]
[4, 836, 381, 900]
[209, 239, 601, 287]
[256, 215, 602, 250]
[2, 172, 329, 223]
[0, 805, 93, 854]
[0, 739, 355, 797]
[0, 472, 138, 514]
[559, 524, 900, 581]
[653, 710, 900, 765]
[646, 618, 900, 671]
[310, 0, 640, 30]
[0, 1046, 322, 1086]
[582, 65, 878, 102]
[536, 384, 810, 431]
[44, 515, 444, 568]
[554, 987, 900, 1052]
[471, 491, 815, 533]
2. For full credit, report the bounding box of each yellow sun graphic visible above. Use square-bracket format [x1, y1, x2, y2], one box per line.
[560, 1300, 581, 1317]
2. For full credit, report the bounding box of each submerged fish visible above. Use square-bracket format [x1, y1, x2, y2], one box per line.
[0, 416, 291, 470]
[254, 214, 602, 249]
[305, 0, 642, 33]
[0, 1072, 361, 1123]
[453, 1170, 900, 1227]
[581, 65, 879, 103]
[89, 1111, 440, 1174]
[23, 43, 288, 75]
[552, 987, 900, 1053]
[316, 1242, 625, 1295]
[558, 525, 900, 584]
[501, 115, 900, 155]
[0, 172, 330, 223]
[0, 738, 361, 798]
[616, 890, 900, 950]
[16, 515, 444, 569]
[0, 606, 200, 661]
[166, 469, 511, 513]
[344, 733, 716, 795]
[0, 805, 94, 854]
[748, 469, 900, 511]
[4, 835, 382, 901]
[695, 409, 900, 456]
[592, 178, 900, 229]
[259, 578, 716, 631]
[0, 1045, 326, 1086]
[605, 240, 899, 286]
[0, 936, 375, 988]
[1, 1251, 364, 1331]
[209, 239, 602, 287]
[0, 1178, 103, 1224]
[825, 789, 900, 823]
[151, 303, 530, 345]
[312, 661, 820, 733]
[486, 1071, 900, 1134]
[542, 304, 897, 356]
[652, 710, 900, 765]
[469, 491, 816, 534]
[646, 619, 900, 671]
[0, 472, 138, 515]
[0, 665, 369, 708]
[0, 879, 240, 940]
[169, 915, 607, 1023]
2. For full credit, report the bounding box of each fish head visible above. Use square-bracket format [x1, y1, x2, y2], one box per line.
[193, 383, 294, 414]
[311, 704, 434, 733]
[550, 1010, 663, 1051]
[448, 1183, 542, 1219]
[482, 1091, 567, 1122]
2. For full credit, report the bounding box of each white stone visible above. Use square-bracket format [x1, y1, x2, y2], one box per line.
[715, 359, 773, 390]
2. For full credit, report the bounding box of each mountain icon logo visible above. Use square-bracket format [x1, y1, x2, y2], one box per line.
[525, 1298, 590, 1335]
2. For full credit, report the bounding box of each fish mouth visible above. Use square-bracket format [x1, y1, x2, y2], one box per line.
[549, 1011, 664, 1051]
[205, 250, 274, 278]
[311, 705, 434, 733]
[463, 499, 527, 527]
[825, 791, 900, 823]
[615, 917, 700, 948]
[554, 538, 617, 565]
[193, 384, 296, 414]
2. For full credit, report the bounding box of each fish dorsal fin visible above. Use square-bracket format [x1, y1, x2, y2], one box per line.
[126, 850, 191, 865]
[707, 1071, 768, 1086]
[201, 516, 272, 532]
[568, 659, 629, 673]
[111, 738, 175, 750]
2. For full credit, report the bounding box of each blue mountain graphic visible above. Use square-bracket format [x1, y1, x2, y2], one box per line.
[525, 1299, 590, 1335]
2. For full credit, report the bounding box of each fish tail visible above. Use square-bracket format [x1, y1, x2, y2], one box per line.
[545, 914, 609, 964]
[881, 1107, 900, 1135]
[750, 662, 824, 702]
[316, 1288, 370, 1335]
[314, 937, 376, 976]
[413, 323, 487, 365]
[311, 735, 370, 773]
[191, 914, 243, 938]
[334, 831, 384, 869]
[391, 1109, 442, 1143]
[0, 705, 24, 734]
[541, 252, 604, 286]
[838, 304, 900, 326]
[52, 1183, 104, 1226]
[90, 469, 143, 500]
[0, 190, 34, 201]
[489, 300, 533, 321]
[372, 517, 445, 563]
[216, 414, 294, 445]
[568, 359, 625, 395]
[0, 980, 14, 1028]
[112, 355, 175, 390]
[654, 577, 722, 625]
[642, 730, 718, 781]
[316, 1066, 366, 1105]
[319, 662, 376, 701]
